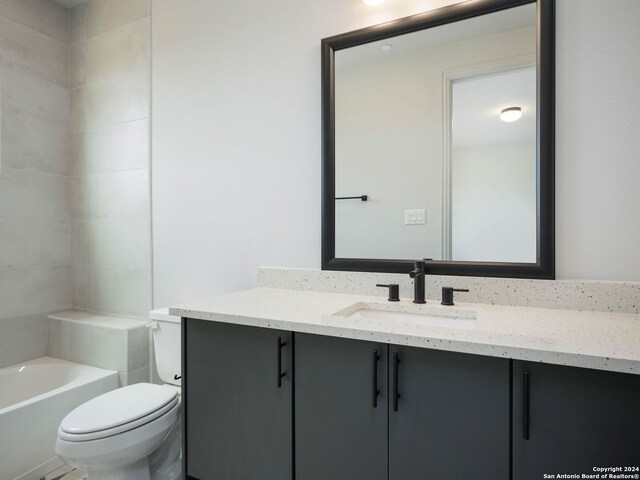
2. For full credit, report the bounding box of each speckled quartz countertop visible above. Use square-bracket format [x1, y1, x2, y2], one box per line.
[170, 288, 640, 375]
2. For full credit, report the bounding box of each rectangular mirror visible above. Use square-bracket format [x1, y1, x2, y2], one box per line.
[322, 0, 555, 278]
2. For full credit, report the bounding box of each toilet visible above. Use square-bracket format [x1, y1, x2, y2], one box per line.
[55, 309, 182, 480]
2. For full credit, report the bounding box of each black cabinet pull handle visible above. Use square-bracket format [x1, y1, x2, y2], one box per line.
[523, 371, 530, 440]
[393, 352, 401, 412]
[277, 337, 287, 388]
[372, 350, 380, 408]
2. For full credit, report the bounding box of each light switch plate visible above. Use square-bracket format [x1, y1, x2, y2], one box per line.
[405, 209, 426, 225]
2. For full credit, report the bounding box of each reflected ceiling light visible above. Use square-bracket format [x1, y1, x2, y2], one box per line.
[500, 106, 522, 122]
[381, 44, 392, 51]
[363, 0, 384, 5]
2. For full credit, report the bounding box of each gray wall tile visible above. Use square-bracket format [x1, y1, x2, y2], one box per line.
[83, 169, 149, 220]
[70, 221, 88, 265]
[127, 325, 150, 371]
[48, 317, 126, 371]
[86, 218, 150, 267]
[0, 15, 68, 87]
[1, 67, 69, 129]
[0, 0, 73, 371]
[85, 75, 149, 129]
[119, 365, 149, 387]
[70, 133, 84, 177]
[88, 266, 150, 316]
[70, 3, 87, 45]
[86, 0, 147, 39]
[70, 87, 86, 133]
[0, 265, 72, 320]
[69, 176, 85, 220]
[85, 17, 148, 86]
[0, 117, 70, 176]
[72, 264, 88, 309]
[0, 169, 70, 220]
[0, 313, 48, 368]
[69, 0, 151, 317]
[82, 119, 149, 174]
[0, 0, 69, 44]
[70, 42, 86, 89]
[0, 219, 71, 267]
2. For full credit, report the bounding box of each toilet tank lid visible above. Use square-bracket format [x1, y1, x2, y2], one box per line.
[149, 307, 181, 323]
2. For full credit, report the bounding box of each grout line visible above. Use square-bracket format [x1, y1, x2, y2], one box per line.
[52, 307, 149, 321]
[82, 264, 150, 269]
[0, 8, 70, 48]
[1, 115, 70, 135]
[81, 13, 150, 45]
[0, 218, 71, 222]
[70, 166, 150, 178]
[0, 263, 71, 269]
[0, 263, 150, 270]
[72, 116, 149, 133]
[67, 0, 71, 89]
[1, 166, 70, 179]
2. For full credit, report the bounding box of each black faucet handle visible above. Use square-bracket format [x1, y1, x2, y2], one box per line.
[409, 260, 425, 278]
[414, 258, 434, 269]
[441, 287, 469, 306]
[376, 284, 400, 302]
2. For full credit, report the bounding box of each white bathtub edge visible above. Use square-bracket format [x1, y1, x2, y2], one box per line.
[0, 357, 118, 416]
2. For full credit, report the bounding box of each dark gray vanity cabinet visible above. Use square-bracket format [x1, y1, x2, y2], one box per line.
[295, 333, 389, 480]
[513, 361, 640, 480]
[295, 334, 510, 480]
[183, 319, 640, 480]
[388, 346, 510, 480]
[184, 319, 293, 480]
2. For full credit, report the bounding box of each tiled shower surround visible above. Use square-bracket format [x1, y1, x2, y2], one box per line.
[0, 0, 151, 369]
[0, 0, 72, 368]
[69, 0, 151, 317]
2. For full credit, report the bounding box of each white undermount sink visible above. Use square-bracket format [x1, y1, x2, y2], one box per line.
[331, 302, 478, 330]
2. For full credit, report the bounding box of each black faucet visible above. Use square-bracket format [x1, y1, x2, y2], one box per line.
[409, 260, 427, 304]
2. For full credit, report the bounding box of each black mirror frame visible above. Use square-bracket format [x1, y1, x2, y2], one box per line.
[321, 0, 555, 279]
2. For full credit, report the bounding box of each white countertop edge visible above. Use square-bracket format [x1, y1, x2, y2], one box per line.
[170, 307, 639, 376]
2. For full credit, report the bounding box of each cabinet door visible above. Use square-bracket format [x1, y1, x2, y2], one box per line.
[184, 319, 292, 480]
[513, 361, 640, 480]
[296, 333, 388, 480]
[389, 346, 510, 480]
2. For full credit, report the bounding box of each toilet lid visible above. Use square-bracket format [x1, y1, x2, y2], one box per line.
[60, 383, 178, 436]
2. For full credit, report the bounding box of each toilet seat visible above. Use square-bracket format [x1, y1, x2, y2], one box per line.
[58, 383, 179, 442]
[56, 402, 180, 472]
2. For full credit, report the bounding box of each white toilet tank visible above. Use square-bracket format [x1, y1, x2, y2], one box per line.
[149, 308, 181, 387]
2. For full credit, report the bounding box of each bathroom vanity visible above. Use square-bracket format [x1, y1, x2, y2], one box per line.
[173, 287, 640, 480]
[171, 0, 640, 477]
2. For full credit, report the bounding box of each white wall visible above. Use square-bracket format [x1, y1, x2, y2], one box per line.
[151, 0, 640, 307]
[555, 0, 640, 281]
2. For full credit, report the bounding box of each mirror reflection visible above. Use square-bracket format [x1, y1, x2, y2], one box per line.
[334, 4, 537, 262]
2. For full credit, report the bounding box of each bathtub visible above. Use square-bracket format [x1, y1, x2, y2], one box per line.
[0, 357, 118, 480]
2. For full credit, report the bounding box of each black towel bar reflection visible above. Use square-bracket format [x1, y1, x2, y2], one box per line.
[335, 195, 368, 201]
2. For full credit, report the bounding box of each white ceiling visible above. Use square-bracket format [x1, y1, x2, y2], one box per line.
[452, 66, 536, 148]
[53, 0, 87, 8]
